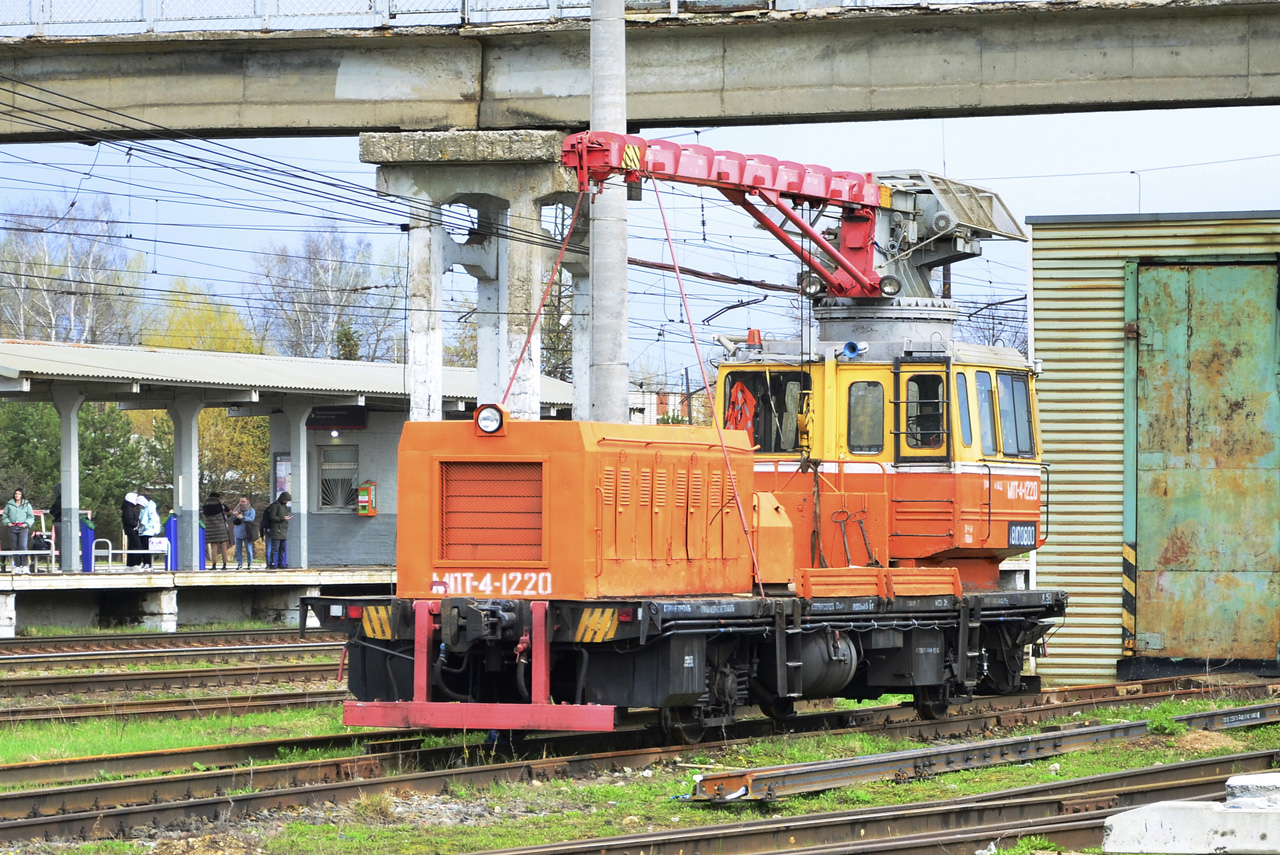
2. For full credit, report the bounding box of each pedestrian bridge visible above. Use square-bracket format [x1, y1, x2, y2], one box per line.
[0, 0, 1274, 142]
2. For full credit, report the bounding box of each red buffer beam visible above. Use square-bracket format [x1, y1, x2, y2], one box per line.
[562, 131, 891, 298]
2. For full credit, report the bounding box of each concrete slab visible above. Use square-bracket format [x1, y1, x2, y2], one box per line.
[1104, 772, 1280, 854]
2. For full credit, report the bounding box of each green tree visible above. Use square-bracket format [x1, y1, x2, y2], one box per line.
[0, 401, 162, 546]
[140, 279, 272, 507]
[335, 322, 361, 360]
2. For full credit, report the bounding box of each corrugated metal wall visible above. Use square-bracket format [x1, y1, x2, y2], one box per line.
[1029, 212, 1280, 685]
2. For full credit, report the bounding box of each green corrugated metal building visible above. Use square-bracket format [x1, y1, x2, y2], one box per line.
[1030, 211, 1280, 685]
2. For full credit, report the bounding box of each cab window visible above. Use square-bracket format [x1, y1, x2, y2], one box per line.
[847, 381, 884, 454]
[997, 372, 1035, 457]
[975, 371, 997, 456]
[955, 372, 973, 447]
[723, 370, 811, 454]
[905, 374, 945, 449]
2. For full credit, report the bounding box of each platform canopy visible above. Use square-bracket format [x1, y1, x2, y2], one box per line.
[0, 339, 573, 410]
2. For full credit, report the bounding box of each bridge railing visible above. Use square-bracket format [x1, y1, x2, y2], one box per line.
[0, 0, 1023, 36]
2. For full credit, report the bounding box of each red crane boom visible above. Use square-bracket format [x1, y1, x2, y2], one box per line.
[562, 131, 892, 298]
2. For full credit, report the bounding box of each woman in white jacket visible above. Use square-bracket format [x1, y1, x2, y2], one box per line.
[137, 494, 162, 570]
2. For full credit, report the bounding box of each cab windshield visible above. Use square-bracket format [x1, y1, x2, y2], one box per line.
[722, 370, 810, 454]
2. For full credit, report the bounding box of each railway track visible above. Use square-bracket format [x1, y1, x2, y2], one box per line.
[478, 754, 1253, 855]
[0, 661, 343, 698]
[0, 629, 344, 655]
[0, 641, 344, 672]
[0, 690, 350, 725]
[0, 678, 1269, 844]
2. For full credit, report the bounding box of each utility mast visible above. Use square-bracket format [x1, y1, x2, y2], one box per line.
[588, 0, 629, 423]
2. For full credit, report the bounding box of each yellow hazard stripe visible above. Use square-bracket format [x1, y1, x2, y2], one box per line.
[362, 605, 394, 640]
[622, 144, 643, 171]
[1122, 543, 1136, 567]
[575, 608, 619, 643]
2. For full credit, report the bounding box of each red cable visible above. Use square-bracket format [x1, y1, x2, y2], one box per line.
[501, 191, 586, 407]
[649, 180, 764, 593]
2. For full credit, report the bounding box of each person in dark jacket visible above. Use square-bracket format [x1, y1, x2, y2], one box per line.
[121, 492, 144, 568]
[202, 492, 231, 571]
[265, 491, 292, 569]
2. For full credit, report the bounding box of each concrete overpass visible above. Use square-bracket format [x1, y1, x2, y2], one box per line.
[0, 0, 1275, 142]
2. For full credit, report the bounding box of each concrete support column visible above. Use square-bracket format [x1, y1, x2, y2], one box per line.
[282, 399, 313, 569]
[406, 214, 447, 421]
[363, 131, 577, 420]
[50, 386, 84, 573]
[140, 588, 177, 632]
[254, 586, 313, 626]
[168, 397, 204, 572]
[505, 193, 544, 420]
[589, 0, 630, 424]
[471, 199, 509, 406]
[566, 261, 591, 420]
[0, 593, 14, 639]
[302, 586, 321, 629]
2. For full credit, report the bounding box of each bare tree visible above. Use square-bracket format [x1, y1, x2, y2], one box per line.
[250, 224, 404, 360]
[0, 196, 147, 344]
[955, 304, 1029, 356]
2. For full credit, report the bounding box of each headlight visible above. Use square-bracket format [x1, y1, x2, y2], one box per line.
[476, 405, 504, 434]
[878, 276, 902, 297]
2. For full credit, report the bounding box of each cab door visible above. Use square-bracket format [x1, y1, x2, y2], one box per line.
[893, 357, 951, 465]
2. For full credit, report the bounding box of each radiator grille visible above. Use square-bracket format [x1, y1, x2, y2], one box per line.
[440, 462, 543, 561]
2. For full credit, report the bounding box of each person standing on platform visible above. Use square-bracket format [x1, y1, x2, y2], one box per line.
[137, 493, 161, 570]
[231, 496, 257, 570]
[265, 491, 292, 569]
[202, 492, 231, 571]
[122, 492, 144, 568]
[3, 488, 34, 574]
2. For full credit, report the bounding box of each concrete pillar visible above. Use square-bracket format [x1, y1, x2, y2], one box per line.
[140, 588, 177, 632]
[362, 131, 577, 421]
[0, 593, 14, 639]
[50, 386, 84, 573]
[255, 586, 311, 626]
[589, 0, 631, 424]
[505, 193, 544, 420]
[168, 397, 204, 572]
[282, 399, 313, 569]
[566, 260, 591, 420]
[406, 210, 447, 422]
[471, 198, 509, 406]
[302, 586, 321, 629]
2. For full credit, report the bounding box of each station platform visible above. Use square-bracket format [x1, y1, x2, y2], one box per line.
[0, 567, 396, 637]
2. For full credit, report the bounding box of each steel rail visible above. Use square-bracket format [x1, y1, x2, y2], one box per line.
[690, 701, 1280, 801]
[0, 661, 342, 697]
[0, 730, 418, 789]
[0, 630, 343, 654]
[0, 690, 350, 725]
[478, 753, 1265, 855]
[0, 642, 344, 672]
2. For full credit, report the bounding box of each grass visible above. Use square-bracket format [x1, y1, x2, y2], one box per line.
[0, 706, 378, 767]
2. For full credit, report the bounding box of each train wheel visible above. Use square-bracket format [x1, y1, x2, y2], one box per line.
[913, 686, 951, 720]
[661, 706, 706, 744]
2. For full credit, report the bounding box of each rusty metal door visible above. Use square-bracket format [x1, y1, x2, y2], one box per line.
[1136, 261, 1280, 659]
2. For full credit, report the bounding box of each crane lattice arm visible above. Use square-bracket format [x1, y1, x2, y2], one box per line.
[562, 131, 1025, 301]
